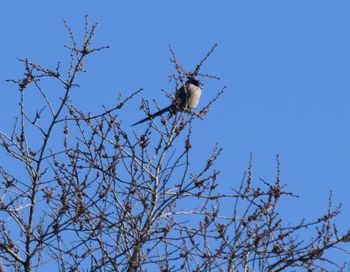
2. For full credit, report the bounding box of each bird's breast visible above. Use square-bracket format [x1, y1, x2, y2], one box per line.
[187, 85, 202, 109]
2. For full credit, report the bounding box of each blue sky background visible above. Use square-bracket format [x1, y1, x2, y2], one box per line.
[1, 0, 350, 266]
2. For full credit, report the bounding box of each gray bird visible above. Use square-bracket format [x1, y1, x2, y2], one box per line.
[132, 78, 202, 126]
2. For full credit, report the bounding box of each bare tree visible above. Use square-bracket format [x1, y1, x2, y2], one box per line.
[0, 17, 349, 272]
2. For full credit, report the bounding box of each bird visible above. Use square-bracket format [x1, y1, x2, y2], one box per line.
[131, 78, 202, 126]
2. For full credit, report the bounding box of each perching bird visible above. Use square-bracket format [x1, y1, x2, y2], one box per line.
[132, 78, 202, 126]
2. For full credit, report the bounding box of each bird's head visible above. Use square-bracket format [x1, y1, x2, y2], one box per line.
[186, 77, 201, 87]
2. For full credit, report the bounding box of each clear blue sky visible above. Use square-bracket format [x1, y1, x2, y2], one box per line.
[1, 0, 350, 264]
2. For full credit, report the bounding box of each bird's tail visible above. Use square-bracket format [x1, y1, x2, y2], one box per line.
[131, 106, 171, 126]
